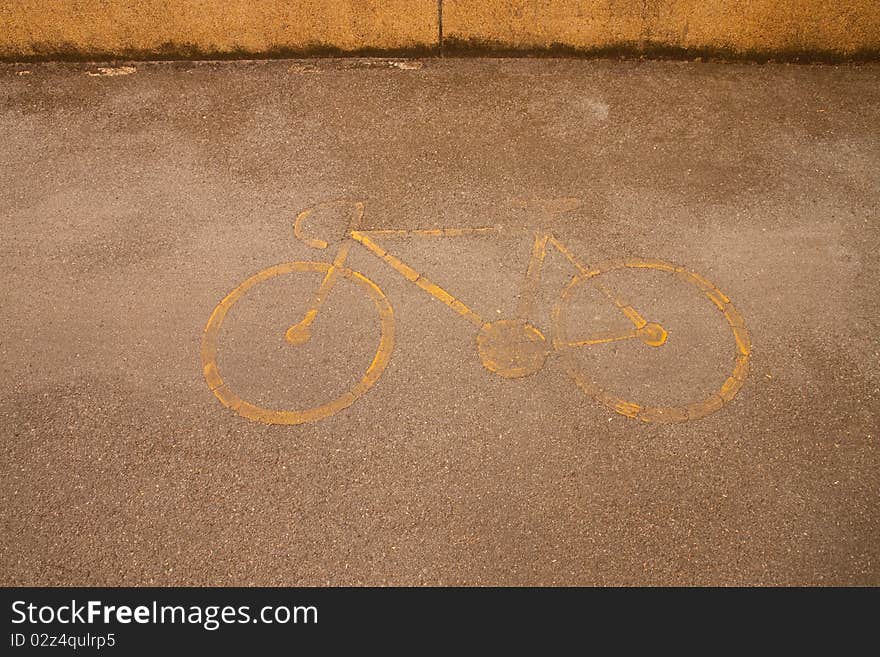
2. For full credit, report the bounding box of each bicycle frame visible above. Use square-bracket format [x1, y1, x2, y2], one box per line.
[202, 200, 750, 425]
[288, 200, 658, 349]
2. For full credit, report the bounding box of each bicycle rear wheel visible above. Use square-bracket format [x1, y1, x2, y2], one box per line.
[551, 259, 750, 423]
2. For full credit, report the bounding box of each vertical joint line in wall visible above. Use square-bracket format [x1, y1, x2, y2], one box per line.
[438, 0, 444, 55]
[640, 0, 650, 50]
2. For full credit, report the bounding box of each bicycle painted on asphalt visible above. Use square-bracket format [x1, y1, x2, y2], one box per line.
[201, 199, 750, 425]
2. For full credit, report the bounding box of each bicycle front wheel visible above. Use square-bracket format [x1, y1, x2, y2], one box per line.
[201, 261, 394, 425]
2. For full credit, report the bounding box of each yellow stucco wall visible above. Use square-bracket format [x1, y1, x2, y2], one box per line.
[0, 1, 439, 59]
[442, 1, 880, 56]
[1, 1, 878, 60]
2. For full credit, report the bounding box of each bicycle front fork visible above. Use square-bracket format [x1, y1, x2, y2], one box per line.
[285, 241, 353, 345]
[285, 201, 366, 345]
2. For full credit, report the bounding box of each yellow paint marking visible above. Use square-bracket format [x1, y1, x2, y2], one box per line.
[638, 406, 689, 423]
[450, 298, 474, 317]
[719, 376, 744, 402]
[686, 395, 724, 420]
[724, 306, 751, 356]
[516, 233, 550, 320]
[688, 271, 730, 304]
[594, 390, 641, 418]
[354, 229, 485, 327]
[203, 361, 224, 391]
[350, 231, 386, 257]
[205, 201, 752, 426]
[590, 278, 649, 329]
[331, 242, 352, 267]
[285, 242, 353, 343]
[356, 229, 410, 237]
[382, 252, 420, 281]
[677, 270, 731, 310]
[477, 320, 548, 378]
[733, 354, 749, 381]
[552, 257, 751, 424]
[293, 200, 365, 250]
[724, 305, 747, 329]
[549, 238, 659, 336]
[201, 261, 394, 425]
[293, 207, 329, 250]
[621, 306, 648, 329]
[705, 288, 728, 311]
[356, 226, 500, 237]
[300, 308, 318, 325]
[547, 236, 594, 277]
[624, 258, 677, 272]
[731, 326, 750, 357]
[414, 276, 484, 327]
[413, 276, 453, 307]
[613, 400, 642, 418]
[566, 328, 640, 347]
[553, 252, 651, 330]
[564, 322, 667, 348]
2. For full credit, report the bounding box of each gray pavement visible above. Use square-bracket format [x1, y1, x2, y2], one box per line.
[1, 58, 878, 585]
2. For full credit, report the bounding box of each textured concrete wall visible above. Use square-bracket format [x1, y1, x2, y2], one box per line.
[0, 1, 439, 60]
[1, 0, 878, 61]
[442, 1, 880, 58]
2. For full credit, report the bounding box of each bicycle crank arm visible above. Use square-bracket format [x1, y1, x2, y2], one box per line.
[566, 321, 667, 348]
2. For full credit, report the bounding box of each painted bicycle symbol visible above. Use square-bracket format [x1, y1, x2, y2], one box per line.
[201, 198, 750, 425]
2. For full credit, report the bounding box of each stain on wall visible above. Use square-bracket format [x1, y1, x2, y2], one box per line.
[0, 1, 439, 60]
[1, 1, 878, 62]
[442, 1, 880, 58]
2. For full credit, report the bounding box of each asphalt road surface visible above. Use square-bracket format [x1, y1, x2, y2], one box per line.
[1, 58, 878, 585]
